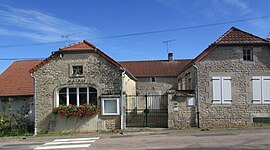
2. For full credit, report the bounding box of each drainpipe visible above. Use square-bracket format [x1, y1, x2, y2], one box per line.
[120, 68, 126, 130]
[30, 73, 37, 135]
[192, 64, 200, 128]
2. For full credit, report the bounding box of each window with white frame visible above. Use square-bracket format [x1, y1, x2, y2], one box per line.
[252, 76, 270, 104]
[57, 87, 97, 106]
[212, 76, 232, 104]
[101, 98, 120, 115]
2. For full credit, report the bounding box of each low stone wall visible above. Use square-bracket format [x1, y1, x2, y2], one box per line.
[51, 114, 120, 132]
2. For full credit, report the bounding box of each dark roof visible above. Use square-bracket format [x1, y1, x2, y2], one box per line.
[120, 59, 192, 77]
[30, 40, 122, 73]
[0, 60, 42, 96]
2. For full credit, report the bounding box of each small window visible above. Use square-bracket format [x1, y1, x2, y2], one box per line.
[243, 47, 253, 61]
[101, 98, 120, 115]
[186, 97, 195, 106]
[72, 65, 83, 75]
[150, 77, 156, 82]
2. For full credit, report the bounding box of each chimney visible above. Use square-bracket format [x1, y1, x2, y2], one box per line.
[168, 53, 173, 61]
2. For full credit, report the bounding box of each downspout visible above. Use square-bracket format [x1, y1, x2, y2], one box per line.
[120, 68, 126, 130]
[30, 73, 37, 135]
[192, 64, 200, 128]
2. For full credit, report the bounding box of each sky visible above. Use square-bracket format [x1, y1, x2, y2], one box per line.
[0, 0, 270, 74]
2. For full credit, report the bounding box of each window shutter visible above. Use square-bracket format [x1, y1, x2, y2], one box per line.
[222, 77, 232, 104]
[262, 76, 270, 104]
[252, 76, 261, 104]
[212, 77, 221, 104]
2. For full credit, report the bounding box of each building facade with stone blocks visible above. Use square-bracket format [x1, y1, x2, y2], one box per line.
[177, 27, 270, 129]
[29, 40, 136, 133]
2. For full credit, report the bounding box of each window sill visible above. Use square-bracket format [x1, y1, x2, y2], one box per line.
[70, 74, 85, 78]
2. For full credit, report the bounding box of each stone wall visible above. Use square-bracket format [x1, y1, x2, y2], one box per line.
[168, 92, 196, 129]
[196, 46, 270, 128]
[136, 77, 177, 95]
[34, 52, 123, 132]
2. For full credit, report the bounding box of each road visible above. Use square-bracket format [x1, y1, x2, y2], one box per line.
[0, 128, 270, 150]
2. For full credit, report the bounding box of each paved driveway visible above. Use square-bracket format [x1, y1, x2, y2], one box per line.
[0, 128, 269, 150]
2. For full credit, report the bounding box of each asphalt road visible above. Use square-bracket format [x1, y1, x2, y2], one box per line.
[0, 128, 270, 150]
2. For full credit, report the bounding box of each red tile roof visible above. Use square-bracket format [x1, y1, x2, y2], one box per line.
[59, 40, 97, 50]
[0, 60, 42, 96]
[215, 27, 269, 44]
[30, 40, 122, 73]
[178, 27, 270, 75]
[120, 59, 192, 77]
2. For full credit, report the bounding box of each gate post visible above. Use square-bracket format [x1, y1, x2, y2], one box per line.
[145, 94, 148, 127]
[167, 90, 175, 128]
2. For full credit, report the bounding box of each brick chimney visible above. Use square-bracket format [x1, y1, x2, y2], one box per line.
[168, 53, 173, 61]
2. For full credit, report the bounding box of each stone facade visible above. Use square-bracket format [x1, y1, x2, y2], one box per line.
[136, 77, 177, 95]
[196, 46, 270, 128]
[34, 51, 127, 132]
[167, 92, 196, 129]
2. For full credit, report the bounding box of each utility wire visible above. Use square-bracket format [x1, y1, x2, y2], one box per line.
[0, 58, 45, 60]
[0, 14, 269, 52]
[95, 14, 270, 39]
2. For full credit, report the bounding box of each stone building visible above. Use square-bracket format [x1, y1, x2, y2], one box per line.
[120, 55, 191, 95]
[29, 40, 136, 133]
[1, 26, 270, 132]
[177, 27, 270, 129]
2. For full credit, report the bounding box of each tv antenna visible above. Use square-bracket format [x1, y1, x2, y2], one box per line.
[61, 32, 81, 46]
[163, 39, 176, 53]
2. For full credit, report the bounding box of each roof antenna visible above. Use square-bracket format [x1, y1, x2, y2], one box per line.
[61, 32, 81, 46]
[163, 39, 176, 53]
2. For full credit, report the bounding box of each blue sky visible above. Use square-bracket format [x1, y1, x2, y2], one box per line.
[0, 0, 270, 73]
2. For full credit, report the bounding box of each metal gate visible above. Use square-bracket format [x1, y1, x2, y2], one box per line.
[126, 94, 168, 128]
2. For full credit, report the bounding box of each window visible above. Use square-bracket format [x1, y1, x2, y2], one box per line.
[101, 98, 120, 115]
[150, 77, 156, 82]
[72, 65, 83, 75]
[57, 87, 97, 106]
[243, 47, 253, 61]
[252, 76, 270, 104]
[186, 97, 195, 106]
[212, 76, 232, 104]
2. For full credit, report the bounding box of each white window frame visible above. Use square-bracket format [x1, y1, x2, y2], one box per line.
[101, 98, 120, 115]
[252, 76, 270, 104]
[56, 87, 97, 107]
[212, 76, 232, 105]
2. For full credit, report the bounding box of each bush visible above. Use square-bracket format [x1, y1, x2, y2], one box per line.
[0, 111, 29, 136]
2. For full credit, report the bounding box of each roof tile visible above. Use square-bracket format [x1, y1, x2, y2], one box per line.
[215, 27, 269, 44]
[120, 60, 192, 77]
[0, 60, 42, 96]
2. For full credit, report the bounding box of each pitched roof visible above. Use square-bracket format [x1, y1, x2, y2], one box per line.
[120, 59, 192, 77]
[0, 60, 42, 96]
[30, 40, 122, 73]
[178, 27, 270, 75]
[215, 27, 269, 44]
[59, 40, 97, 50]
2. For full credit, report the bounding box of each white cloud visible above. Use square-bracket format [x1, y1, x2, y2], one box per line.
[222, 0, 250, 14]
[0, 4, 101, 43]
